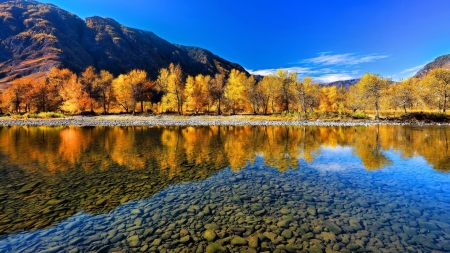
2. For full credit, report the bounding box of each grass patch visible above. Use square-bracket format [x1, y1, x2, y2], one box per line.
[11, 112, 65, 119]
[349, 111, 370, 120]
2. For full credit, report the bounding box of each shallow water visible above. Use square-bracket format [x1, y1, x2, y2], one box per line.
[0, 125, 449, 252]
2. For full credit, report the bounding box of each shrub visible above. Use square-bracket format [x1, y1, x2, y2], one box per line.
[351, 111, 369, 119]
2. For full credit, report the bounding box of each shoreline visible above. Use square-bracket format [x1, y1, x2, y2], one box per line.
[0, 115, 448, 127]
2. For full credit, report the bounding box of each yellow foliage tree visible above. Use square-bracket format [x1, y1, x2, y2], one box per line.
[356, 73, 390, 119]
[224, 69, 248, 114]
[319, 86, 339, 113]
[422, 68, 450, 112]
[275, 69, 297, 112]
[113, 74, 134, 113]
[79, 66, 98, 112]
[185, 74, 210, 113]
[388, 78, 420, 113]
[47, 68, 77, 111]
[209, 73, 226, 115]
[128, 69, 151, 113]
[59, 75, 91, 113]
[3, 77, 35, 113]
[94, 70, 114, 114]
[157, 64, 185, 114]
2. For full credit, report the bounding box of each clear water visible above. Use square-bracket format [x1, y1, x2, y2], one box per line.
[0, 125, 449, 253]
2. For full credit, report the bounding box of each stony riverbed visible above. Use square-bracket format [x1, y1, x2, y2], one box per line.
[0, 115, 438, 127]
[1, 157, 449, 253]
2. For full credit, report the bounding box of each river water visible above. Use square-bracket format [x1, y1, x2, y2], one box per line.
[0, 125, 449, 252]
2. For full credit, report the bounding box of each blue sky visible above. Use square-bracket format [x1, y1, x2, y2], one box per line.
[42, 0, 450, 82]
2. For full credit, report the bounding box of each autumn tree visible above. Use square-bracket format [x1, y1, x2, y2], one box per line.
[157, 64, 185, 114]
[319, 86, 346, 113]
[421, 68, 450, 112]
[80, 66, 99, 112]
[94, 70, 114, 114]
[113, 74, 134, 113]
[245, 76, 264, 114]
[2, 77, 35, 113]
[356, 73, 390, 119]
[47, 68, 77, 110]
[128, 69, 152, 113]
[346, 84, 368, 112]
[304, 82, 321, 112]
[224, 69, 248, 114]
[295, 76, 313, 113]
[388, 78, 420, 113]
[0, 92, 3, 114]
[209, 73, 226, 115]
[185, 74, 210, 113]
[258, 75, 277, 114]
[59, 74, 91, 113]
[275, 69, 297, 112]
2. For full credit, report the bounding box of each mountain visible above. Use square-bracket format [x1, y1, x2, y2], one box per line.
[322, 78, 360, 89]
[0, 0, 247, 90]
[414, 54, 450, 78]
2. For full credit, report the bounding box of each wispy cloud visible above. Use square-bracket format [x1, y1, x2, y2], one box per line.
[247, 67, 356, 83]
[247, 51, 386, 83]
[313, 73, 355, 83]
[246, 67, 315, 76]
[398, 64, 424, 74]
[303, 52, 388, 66]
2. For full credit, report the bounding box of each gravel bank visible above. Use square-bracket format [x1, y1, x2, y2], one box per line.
[0, 115, 446, 127]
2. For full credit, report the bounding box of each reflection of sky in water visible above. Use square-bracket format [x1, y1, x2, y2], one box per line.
[1, 145, 450, 252]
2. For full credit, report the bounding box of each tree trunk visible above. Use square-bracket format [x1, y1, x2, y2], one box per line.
[302, 96, 306, 113]
[141, 100, 144, 113]
[444, 96, 447, 113]
[375, 101, 380, 120]
[103, 99, 107, 114]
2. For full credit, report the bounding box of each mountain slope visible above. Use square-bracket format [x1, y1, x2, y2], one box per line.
[322, 78, 360, 89]
[0, 0, 247, 90]
[414, 54, 450, 78]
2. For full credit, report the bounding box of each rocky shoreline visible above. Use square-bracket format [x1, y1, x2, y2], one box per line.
[0, 115, 446, 127]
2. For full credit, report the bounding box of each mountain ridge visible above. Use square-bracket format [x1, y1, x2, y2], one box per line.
[0, 0, 247, 90]
[414, 54, 450, 78]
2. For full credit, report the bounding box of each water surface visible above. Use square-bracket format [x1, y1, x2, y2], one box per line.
[0, 125, 449, 252]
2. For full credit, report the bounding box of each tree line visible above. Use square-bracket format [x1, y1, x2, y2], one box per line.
[1, 63, 450, 117]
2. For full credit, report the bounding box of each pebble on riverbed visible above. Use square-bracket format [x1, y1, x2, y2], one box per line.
[0, 164, 449, 253]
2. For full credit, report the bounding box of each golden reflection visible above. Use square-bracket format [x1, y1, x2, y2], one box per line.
[1, 125, 450, 175]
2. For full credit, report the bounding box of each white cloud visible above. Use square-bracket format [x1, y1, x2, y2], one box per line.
[313, 73, 355, 83]
[398, 64, 424, 74]
[247, 67, 357, 83]
[303, 52, 388, 66]
[246, 67, 315, 76]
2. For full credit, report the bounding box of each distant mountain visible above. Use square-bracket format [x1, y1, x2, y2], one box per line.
[414, 54, 450, 78]
[0, 0, 247, 90]
[321, 78, 360, 89]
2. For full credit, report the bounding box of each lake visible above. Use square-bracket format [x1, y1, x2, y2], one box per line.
[0, 125, 449, 253]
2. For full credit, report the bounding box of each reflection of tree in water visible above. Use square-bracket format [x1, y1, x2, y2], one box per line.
[352, 125, 392, 170]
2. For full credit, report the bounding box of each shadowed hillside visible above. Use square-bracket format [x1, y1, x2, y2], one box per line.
[0, 0, 247, 90]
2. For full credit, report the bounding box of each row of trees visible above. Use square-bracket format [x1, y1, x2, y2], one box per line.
[1, 64, 450, 116]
